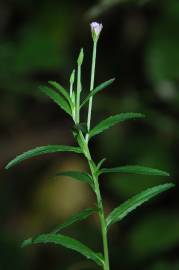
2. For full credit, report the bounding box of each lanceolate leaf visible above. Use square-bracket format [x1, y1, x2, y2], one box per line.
[22, 233, 104, 266]
[89, 113, 145, 139]
[40, 86, 71, 116]
[56, 171, 94, 190]
[48, 81, 73, 107]
[80, 78, 115, 108]
[5, 145, 82, 169]
[106, 183, 174, 229]
[97, 158, 107, 170]
[52, 208, 97, 233]
[100, 165, 169, 177]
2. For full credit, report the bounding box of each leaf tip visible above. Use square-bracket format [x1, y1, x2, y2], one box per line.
[38, 85, 45, 92]
[166, 182, 175, 188]
[5, 163, 10, 170]
[21, 237, 33, 248]
[164, 171, 170, 177]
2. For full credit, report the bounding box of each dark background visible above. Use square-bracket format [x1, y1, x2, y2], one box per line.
[1, 0, 179, 269]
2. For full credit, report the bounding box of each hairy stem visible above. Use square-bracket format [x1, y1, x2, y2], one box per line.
[86, 40, 97, 141]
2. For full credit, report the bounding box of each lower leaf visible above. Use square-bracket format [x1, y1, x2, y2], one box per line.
[106, 183, 175, 229]
[22, 233, 104, 266]
[52, 208, 97, 233]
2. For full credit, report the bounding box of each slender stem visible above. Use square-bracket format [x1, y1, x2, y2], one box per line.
[77, 132, 110, 270]
[86, 40, 97, 142]
[88, 160, 110, 270]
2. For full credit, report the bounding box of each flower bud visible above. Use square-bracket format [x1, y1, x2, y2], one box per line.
[70, 69, 75, 85]
[90, 22, 103, 42]
[77, 48, 84, 66]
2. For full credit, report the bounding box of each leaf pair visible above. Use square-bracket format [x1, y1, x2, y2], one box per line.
[97, 164, 173, 229]
[41, 78, 115, 121]
[21, 183, 174, 266]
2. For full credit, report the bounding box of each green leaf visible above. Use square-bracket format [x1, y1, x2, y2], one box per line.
[52, 208, 97, 233]
[97, 158, 107, 170]
[40, 85, 71, 116]
[48, 81, 72, 104]
[22, 233, 104, 266]
[5, 145, 82, 169]
[106, 183, 175, 229]
[89, 113, 145, 139]
[55, 171, 94, 190]
[100, 165, 169, 177]
[80, 78, 115, 108]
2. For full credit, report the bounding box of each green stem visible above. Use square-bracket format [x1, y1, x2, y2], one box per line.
[88, 160, 110, 270]
[86, 40, 97, 142]
[77, 132, 110, 270]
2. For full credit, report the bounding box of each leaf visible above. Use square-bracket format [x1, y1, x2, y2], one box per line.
[52, 208, 97, 233]
[100, 165, 169, 177]
[89, 113, 145, 139]
[48, 81, 72, 105]
[106, 183, 175, 229]
[40, 86, 71, 116]
[5, 145, 82, 169]
[22, 233, 104, 266]
[55, 171, 94, 190]
[97, 158, 107, 170]
[80, 78, 115, 108]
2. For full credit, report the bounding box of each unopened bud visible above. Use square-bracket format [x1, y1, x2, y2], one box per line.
[77, 48, 84, 66]
[90, 22, 103, 42]
[70, 69, 75, 84]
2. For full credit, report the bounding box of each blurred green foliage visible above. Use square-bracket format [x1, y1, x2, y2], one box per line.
[1, 0, 179, 270]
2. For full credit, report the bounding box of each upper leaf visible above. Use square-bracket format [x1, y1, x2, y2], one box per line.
[80, 78, 115, 108]
[52, 208, 97, 233]
[97, 158, 107, 170]
[48, 81, 74, 110]
[100, 165, 169, 177]
[55, 171, 94, 190]
[5, 145, 82, 169]
[89, 113, 145, 139]
[40, 86, 71, 116]
[48, 81, 71, 102]
[22, 233, 104, 266]
[106, 183, 175, 229]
